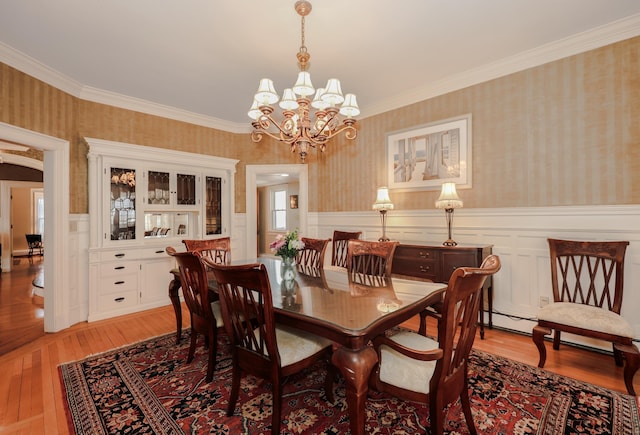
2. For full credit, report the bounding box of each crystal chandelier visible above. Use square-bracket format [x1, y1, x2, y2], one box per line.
[248, 0, 359, 162]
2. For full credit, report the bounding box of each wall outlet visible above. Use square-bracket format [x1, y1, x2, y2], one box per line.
[539, 296, 549, 307]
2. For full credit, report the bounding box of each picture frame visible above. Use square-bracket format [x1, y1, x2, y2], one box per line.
[289, 194, 298, 209]
[386, 114, 472, 191]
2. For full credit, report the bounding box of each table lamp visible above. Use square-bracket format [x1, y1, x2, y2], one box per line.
[435, 182, 463, 246]
[372, 187, 394, 242]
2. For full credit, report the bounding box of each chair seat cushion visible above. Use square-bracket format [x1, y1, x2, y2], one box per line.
[537, 302, 634, 338]
[272, 325, 332, 367]
[379, 331, 439, 395]
[210, 301, 224, 328]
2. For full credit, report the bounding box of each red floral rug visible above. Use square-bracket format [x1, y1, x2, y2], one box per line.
[59, 330, 640, 434]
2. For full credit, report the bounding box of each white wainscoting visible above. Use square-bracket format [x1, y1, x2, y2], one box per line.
[310, 205, 640, 351]
[70, 205, 638, 353]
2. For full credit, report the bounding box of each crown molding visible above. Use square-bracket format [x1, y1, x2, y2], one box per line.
[2, 13, 640, 129]
[363, 13, 640, 119]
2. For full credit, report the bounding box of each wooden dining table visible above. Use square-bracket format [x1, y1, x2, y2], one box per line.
[168, 256, 447, 435]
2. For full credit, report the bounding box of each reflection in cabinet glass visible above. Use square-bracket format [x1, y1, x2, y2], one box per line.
[147, 171, 170, 205]
[110, 167, 136, 240]
[177, 173, 196, 205]
[206, 176, 222, 235]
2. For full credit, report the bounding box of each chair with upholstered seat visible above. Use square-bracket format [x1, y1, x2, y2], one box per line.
[296, 237, 330, 277]
[347, 239, 398, 287]
[183, 237, 231, 266]
[370, 255, 501, 435]
[210, 262, 335, 434]
[331, 230, 362, 268]
[171, 250, 224, 382]
[532, 238, 639, 395]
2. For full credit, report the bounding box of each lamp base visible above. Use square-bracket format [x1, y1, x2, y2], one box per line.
[442, 239, 458, 246]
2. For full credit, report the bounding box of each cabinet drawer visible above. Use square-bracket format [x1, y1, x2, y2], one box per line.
[392, 245, 440, 281]
[99, 262, 137, 277]
[141, 247, 171, 259]
[441, 252, 480, 281]
[99, 249, 141, 262]
[99, 290, 138, 312]
[99, 272, 138, 295]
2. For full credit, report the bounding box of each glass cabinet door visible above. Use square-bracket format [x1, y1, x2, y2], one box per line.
[205, 176, 222, 235]
[110, 167, 136, 240]
[147, 170, 170, 205]
[176, 173, 197, 206]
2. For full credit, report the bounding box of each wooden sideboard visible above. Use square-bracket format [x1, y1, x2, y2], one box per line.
[392, 243, 493, 338]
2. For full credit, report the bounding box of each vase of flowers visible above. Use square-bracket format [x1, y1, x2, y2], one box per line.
[270, 230, 304, 280]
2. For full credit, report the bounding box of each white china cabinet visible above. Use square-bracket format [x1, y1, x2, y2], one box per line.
[86, 138, 238, 321]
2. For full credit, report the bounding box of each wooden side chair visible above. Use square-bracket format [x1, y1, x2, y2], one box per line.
[210, 262, 335, 434]
[347, 239, 398, 287]
[183, 237, 231, 266]
[331, 230, 362, 268]
[532, 238, 639, 395]
[296, 237, 330, 277]
[172, 250, 224, 383]
[370, 255, 501, 435]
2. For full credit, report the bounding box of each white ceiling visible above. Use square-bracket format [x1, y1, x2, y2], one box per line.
[1, 1, 640, 132]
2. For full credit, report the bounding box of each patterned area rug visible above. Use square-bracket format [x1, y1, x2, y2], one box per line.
[59, 330, 640, 434]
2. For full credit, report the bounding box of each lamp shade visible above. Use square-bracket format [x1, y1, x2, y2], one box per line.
[247, 99, 262, 120]
[373, 187, 394, 211]
[293, 71, 315, 96]
[254, 78, 279, 105]
[339, 93, 360, 118]
[435, 182, 463, 209]
[279, 88, 300, 110]
[321, 78, 345, 105]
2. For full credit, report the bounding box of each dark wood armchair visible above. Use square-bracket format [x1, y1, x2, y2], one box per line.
[210, 262, 335, 434]
[296, 237, 330, 277]
[171, 250, 224, 382]
[331, 230, 361, 268]
[346, 239, 398, 287]
[183, 237, 231, 266]
[370, 255, 501, 435]
[532, 238, 639, 395]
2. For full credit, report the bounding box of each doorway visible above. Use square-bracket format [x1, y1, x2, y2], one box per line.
[245, 164, 308, 259]
[0, 122, 70, 332]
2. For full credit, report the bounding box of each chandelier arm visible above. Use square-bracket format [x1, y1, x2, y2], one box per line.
[310, 123, 358, 142]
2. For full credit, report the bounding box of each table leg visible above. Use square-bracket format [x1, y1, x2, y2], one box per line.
[168, 276, 182, 344]
[331, 345, 378, 435]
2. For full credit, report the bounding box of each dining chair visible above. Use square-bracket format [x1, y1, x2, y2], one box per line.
[331, 230, 362, 268]
[370, 255, 501, 435]
[183, 237, 231, 266]
[171, 250, 224, 383]
[210, 262, 335, 434]
[296, 237, 330, 277]
[532, 239, 639, 395]
[347, 239, 398, 287]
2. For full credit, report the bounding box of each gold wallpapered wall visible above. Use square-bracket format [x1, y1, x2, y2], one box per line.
[1, 36, 639, 215]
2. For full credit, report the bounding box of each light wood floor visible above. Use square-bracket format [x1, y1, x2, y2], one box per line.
[0, 266, 637, 434]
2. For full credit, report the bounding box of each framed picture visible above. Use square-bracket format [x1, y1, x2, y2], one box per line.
[386, 114, 472, 191]
[289, 195, 298, 209]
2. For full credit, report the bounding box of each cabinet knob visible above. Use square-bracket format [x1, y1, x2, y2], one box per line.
[114, 266, 125, 270]
[418, 251, 430, 258]
[155, 250, 164, 254]
[419, 265, 430, 273]
[115, 253, 125, 258]
[114, 280, 125, 285]
[114, 297, 125, 302]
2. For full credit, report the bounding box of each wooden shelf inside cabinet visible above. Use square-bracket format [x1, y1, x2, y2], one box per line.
[392, 243, 493, 339]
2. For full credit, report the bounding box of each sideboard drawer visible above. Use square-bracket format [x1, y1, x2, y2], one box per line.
[392, 245, 439, 281]
[441, 251, 479, 281]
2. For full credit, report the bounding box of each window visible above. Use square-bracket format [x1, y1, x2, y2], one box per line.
[32, 189, 44, 235]
[272, 188, 287, 230]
